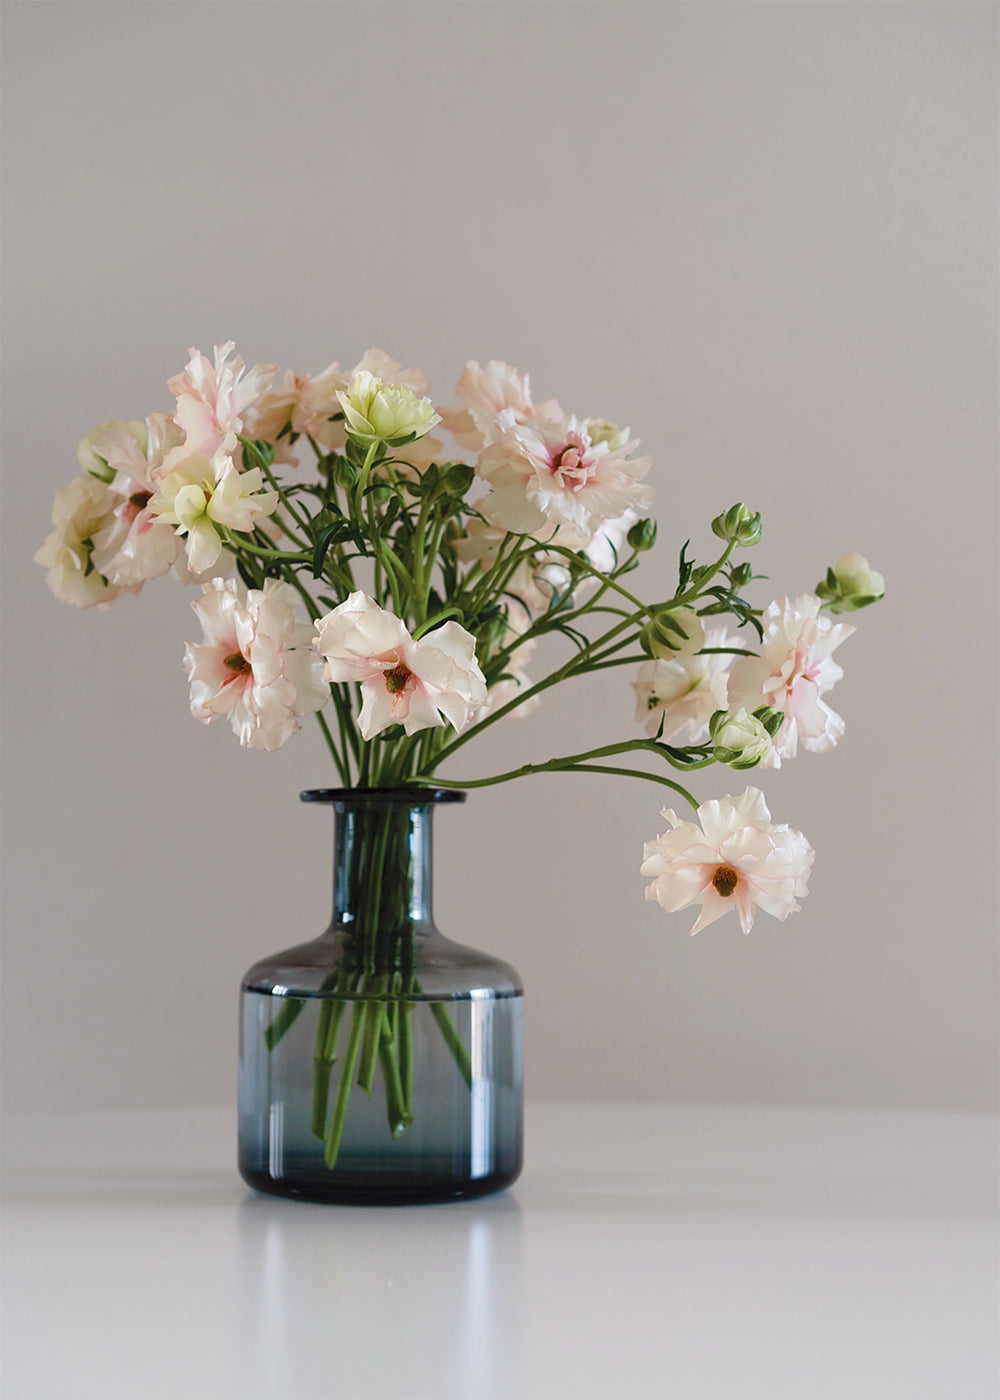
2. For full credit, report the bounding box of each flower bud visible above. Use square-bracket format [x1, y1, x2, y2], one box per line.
[816, 552, 885, 613]
[711, 503, 762, 547]
[533, 561, 573, 600]
[336, 371, 441, 447]
[626, 518, 658, 552]
[729, 561, 753, 589]
[584, 417, 632, 451]
[639, 606, 705, 660]
[710, 707, 772, 769]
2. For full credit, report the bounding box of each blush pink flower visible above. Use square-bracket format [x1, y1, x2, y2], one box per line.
[184, 578, 327, 751]
[87, 413, 185, 587]
[632, 625, 736, 741]
[35, 474, 124, 609]
[168, 342, 276, 472]
[727, 595, 855, 767]
[476, 410, 654, 543]
[641, 787, 814, 935]
[314, 592, 487, 740]
[439, 359, 562, 453]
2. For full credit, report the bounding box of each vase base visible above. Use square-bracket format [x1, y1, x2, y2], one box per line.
[239, 1161, 522, 1206]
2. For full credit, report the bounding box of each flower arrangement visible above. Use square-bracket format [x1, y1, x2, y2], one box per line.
[38, 342, 884, 1167]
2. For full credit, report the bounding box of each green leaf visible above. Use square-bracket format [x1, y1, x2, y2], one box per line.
[312, 521, 351, 578]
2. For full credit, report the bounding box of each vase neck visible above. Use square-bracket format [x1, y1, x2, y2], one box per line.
[331, 796, 437, 933]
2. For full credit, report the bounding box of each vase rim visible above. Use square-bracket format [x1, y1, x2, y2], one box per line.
[300, 786, 466, 806]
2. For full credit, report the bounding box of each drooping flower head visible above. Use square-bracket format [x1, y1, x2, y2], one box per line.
[35, 474, 124, 609]
[314, 592, 486, 740]
[641, 787, 814, 935]
[632, 625, 736, 742]
[184, 578, 327, 751]
[85, 413, 186, 588]
[727, 595, 855, 767]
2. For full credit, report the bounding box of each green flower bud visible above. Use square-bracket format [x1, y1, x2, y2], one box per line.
[584, 417, 632, 451]
[626, 518, 658, 552]
[752, 705, 785, 739]
[639, 605, 705, 659]
[816, 552, 886, 613]
[711, 503, 762, 547]
[729, 561, 753, 589]
[711, 707, 773, 769]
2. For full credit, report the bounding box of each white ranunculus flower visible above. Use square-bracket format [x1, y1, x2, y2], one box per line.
[632, 626, 735, 742]
[184, 578, 327, 751]
[77, 420, 147, 480]
[168, 342, 276, 472]
[727, 595, 854, 767]
[314, 592, 486, 740]
[336, 371, 440, 446]
[641, 787, 814, 935]
[35, 474, 124, 608]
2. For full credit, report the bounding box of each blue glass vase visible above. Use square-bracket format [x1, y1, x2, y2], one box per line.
[238, 789, 524, 1204]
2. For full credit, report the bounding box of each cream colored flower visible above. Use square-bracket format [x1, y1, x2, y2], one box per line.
[336, 371, 440, 447]
[439, 359, 560, 453]
[149, 457, 278, 573]
[641, 787, 814, 935]
[711, 707, 772, 769]
[314, 592, 486, 740]
[727, 595, 854, 767]
[87, 413, 186, 587]
[35, 474, 123, 608]
[184, 578, 327, 751]
[633, 626, 735, 741]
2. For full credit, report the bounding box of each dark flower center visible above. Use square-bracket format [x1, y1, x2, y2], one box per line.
[712, 865, 739, 898]
[384, 664, 411, 694]
[223, 651, 251, 676]
[129, 491, 152, 509]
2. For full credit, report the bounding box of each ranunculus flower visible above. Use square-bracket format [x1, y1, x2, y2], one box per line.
[632, 625, 736, 741]
[727, 595, 855, 767]
[641, 787, 814, 935]
[711, 707, 772, 769]
[149, 457, 278, 574]
[35, 474, 123, 608]
[476, 409, 654, 543]
[314, 592, 487, 740]
[168, 342, 276, 472]
[77, 419, 147, 480]
[184, 578, 327, 751]
[336, 371, 440, 447]
[439, 359, 562, 453]
[87, 413, 185, 587]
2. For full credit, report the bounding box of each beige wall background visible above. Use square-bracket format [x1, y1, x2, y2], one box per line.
[2, 1, 997, 1115]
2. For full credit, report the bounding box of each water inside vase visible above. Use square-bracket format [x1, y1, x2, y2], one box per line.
[238, 986, 523, 1204]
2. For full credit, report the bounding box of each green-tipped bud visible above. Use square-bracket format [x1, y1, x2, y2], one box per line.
[711, 502, 762, 547]
[729, 561, 753, 589]
[584, 417, 632, 451]
[627, 518, 658, 552]
[331, 453, 359, 490]
[639, 605, 705, 660]
[77, 420, 146, 483]
[752, 705, 785, 739]
[711, 707, 773, 769]
[816, 552, 885, 613]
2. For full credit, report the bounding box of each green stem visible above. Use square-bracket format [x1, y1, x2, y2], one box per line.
[429, 1002, 473, 1090]
[323, 1002, 367, 1168]
[263, 996, 305, 1051]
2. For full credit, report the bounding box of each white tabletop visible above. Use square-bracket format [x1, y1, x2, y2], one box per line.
[2, 1103, 996, 1400]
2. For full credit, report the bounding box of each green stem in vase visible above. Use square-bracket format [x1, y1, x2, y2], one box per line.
[429, 1000, 473, 1090]
[311, 990, 347, 1140]
[324, 1002, 367, 1168]
[263, 996, 305, 1051]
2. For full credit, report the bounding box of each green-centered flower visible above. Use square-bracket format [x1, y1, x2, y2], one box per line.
[336, 371, 440, 447]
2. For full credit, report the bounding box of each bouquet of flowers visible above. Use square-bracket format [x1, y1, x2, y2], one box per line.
[38, 342, 884, 1167]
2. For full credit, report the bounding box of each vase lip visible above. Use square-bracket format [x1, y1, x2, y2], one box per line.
[300, 786, 466, 806]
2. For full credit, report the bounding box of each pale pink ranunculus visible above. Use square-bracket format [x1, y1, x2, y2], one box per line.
[439, 359, 562, 454]
[184, 578, 327, 751]
[476, 409, 654, 543]
[314, 592, 487, 740]
[253, 361, 349, 460]
[727, 595, 855, 767]
[87, 413, 185, 587]
[641, 787, 814, 935]
[35, 474, 124, 608]
[168, 342, 276, 473]
[632, 625, 736, 741]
